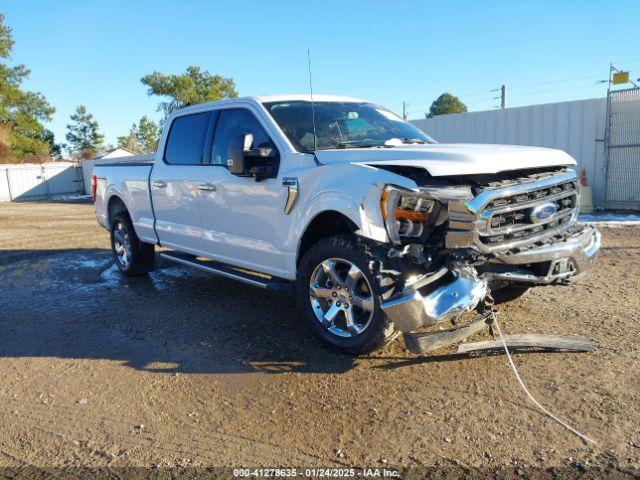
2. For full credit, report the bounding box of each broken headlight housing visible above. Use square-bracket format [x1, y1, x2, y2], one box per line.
[381, 185, 436, 243]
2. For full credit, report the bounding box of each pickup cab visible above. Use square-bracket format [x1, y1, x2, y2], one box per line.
[92, 95, 600, 354]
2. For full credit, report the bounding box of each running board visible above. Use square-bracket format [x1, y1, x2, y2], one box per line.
[159, 251, 293, 292]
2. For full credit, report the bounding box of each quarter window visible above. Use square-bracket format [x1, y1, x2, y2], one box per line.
[164, 112, 211, 165]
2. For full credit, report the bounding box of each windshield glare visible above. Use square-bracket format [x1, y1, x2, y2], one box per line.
[263, 101, 435, 151]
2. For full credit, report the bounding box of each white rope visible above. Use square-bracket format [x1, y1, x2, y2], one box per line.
[490, 311, 597, 445]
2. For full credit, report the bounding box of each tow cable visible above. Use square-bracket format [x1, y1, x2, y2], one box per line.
[485, 298, 597, 445]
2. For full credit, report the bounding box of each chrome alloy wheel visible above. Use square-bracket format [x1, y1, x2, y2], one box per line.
[309, 258, 375, 338]
[113, 222, 132, 268]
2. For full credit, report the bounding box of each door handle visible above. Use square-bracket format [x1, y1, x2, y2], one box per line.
[152, 180, 167, 188]
[197, 183, 217, 192]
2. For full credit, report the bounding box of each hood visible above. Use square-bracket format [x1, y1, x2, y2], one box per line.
[313, 143, 576, 176]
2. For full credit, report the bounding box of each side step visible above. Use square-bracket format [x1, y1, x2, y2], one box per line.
[159, 251, 293, 292]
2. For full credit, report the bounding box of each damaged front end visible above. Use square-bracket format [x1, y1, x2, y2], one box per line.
[381, 264, 487, 332]
[370, 167, 600, 354]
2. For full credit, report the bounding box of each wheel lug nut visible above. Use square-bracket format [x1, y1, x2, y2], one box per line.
[332, 292, 337, 297]
[349, 296, 353, 301]
[336, 301, 341, 307]
[344, 303, 349, 309]
[337, 285, 341, 290]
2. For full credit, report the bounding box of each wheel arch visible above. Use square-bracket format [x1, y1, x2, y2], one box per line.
[296, 210, 358, 266]
[106, 194, 129, 228]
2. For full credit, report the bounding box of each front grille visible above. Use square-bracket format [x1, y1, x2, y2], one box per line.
[480, 180, 578, 247]
[486, 181, 576, 210]
[446, 171, 580, 253]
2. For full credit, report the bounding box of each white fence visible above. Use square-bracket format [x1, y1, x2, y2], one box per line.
[412, 98, 608, 208]
[0, 162, 84, 201]
[81, 153, 154, 194]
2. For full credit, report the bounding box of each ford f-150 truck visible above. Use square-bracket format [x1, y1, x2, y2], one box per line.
[92, 95, 600, 355]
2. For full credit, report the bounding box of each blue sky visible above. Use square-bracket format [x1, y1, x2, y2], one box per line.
[3, 0, 640, 147]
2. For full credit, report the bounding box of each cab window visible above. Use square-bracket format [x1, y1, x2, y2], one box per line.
[164, 112, 211, 165]
[211, 109, 273, 166]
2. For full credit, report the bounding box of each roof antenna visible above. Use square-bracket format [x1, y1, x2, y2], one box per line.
[307, 49, 318, 153]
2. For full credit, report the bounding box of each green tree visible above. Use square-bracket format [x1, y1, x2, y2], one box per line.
[117, 128, 141, 153]
[427, 93, 467, 118]
[0, 13, 55, 162]
[116, 115, 160, 153]
[141, 65, 237, 116]
[65, 105, 104, 158]
[41, 129, 62, 158]
[135, 115, 160, 152]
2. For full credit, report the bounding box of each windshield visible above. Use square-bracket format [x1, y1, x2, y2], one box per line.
[263, 101, 435, 151]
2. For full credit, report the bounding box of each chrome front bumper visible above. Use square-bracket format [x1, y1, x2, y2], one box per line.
[381, 266, 488, 332]
[484, 224, 601, 284]
[380, 225, 600, 333]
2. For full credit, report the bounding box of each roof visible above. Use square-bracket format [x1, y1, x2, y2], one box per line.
[92, 147, 137, 160]
[253, 94, 367, 103]
[169, 94, 371, 118]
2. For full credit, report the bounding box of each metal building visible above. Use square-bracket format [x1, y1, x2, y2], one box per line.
[412, 98, 608, 208]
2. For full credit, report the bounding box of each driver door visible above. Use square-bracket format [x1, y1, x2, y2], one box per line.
[197, 107, 288, 277]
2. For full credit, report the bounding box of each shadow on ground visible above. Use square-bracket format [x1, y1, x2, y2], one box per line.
[0, 248, 357, 376]
[0, 247, 588, 377]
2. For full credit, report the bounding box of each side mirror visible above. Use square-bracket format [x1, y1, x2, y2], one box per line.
[244, 144, 275, 159]
[228, 134, 278, 180]
[227, 133, 248, 175]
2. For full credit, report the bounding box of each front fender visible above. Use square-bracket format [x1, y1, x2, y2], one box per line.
[281, 162, 417, 276]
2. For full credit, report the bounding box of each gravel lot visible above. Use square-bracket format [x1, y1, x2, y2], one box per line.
[0, 200, 638, 478]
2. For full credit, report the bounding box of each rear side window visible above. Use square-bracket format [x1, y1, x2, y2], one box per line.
[164, 112, 211, 165]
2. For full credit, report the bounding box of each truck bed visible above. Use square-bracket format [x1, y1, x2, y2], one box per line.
[94, 161, 154, 167]
[93, 162, 156, 244]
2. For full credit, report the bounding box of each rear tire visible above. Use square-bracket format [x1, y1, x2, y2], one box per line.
[491, 284, 530, 304]
[296, 235, 396, 355]
[110, 212, 155, 276]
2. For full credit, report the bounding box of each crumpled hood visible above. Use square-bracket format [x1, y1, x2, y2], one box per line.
[314, 143, 575, 176]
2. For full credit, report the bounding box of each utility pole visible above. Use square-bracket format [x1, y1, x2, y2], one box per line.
[402, 101, 408, 120]
[492, 85, 507, 109]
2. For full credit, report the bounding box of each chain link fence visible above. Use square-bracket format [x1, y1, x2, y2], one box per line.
[604, 88, 640, 210]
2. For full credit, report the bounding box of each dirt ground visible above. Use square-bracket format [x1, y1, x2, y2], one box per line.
[0, 200, 638, 478]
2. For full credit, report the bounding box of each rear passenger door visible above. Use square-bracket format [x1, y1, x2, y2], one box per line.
[150, 111, 216, 253]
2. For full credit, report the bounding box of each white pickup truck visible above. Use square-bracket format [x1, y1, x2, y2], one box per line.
[92, 95, 600, 354]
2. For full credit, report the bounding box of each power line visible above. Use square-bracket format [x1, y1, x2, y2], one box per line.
[611, 57, 640, 65]
[455, 73, 604, 98]
[507, 83, 605, 99]
[415, 64, 640, 115]
[507, 69, 640, 100]
[507, 74, 605, 90]
[452, 64, 640, 100]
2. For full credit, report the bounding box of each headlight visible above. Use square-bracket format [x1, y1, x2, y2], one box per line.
[381, 185, 436, 243]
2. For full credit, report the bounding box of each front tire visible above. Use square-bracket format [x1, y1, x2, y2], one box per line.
[296, 235, 396, 355]
[110, 212, 155, 276]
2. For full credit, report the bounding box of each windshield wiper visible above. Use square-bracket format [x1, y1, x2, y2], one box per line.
[401, 138, 429, 144]
[335, 139, 385, 149]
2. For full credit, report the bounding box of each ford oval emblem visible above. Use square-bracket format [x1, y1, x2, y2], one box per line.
[530, 203, 557, 223]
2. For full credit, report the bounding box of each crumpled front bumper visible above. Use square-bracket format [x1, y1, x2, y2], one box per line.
[380, 225, 600, 333]
[483, 224, 601, 284]
[381, 266, 488, 332]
